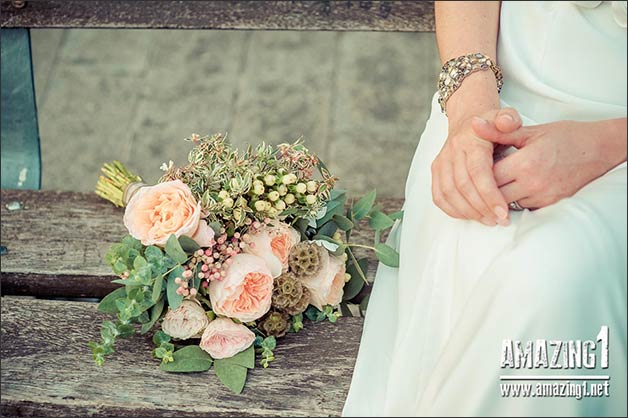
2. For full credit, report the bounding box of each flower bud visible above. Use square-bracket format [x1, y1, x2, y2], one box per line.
[264, 175, 276, 186]
[233, 207, 243, 221]
[268, 207, 279, 218]
[345, 273, 352, 283]
[222, 197, 234, 208]
[278, 184, 288, 196]
[275, 200, 286, 211]
[284, 193, 296, 205]
[295, 183, 307, 194]
[253, 183, 265, 195]
[333, 231, 343, 242]
[306, 180, 318, 193]
[305, 194, 317, 205]
[254, 200, 268, 211]
[282, 173, 298, 185]
[267, 190, 280, 202]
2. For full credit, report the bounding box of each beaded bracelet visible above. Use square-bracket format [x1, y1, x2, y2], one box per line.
[437, 53, 503, 115]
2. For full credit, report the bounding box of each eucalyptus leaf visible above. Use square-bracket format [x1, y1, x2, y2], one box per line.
[219, 345, 255, 369]
[368, 211, 394, 230]
[166, 266, 184, 310]
[343, 258, 369, 301]
[165, 235, 188, 264]
[332, 214, 354, 231]
[389, 210, 404, 221]
[97, 287, 127, 314]
[317, 220, 338, 238]
[317, 199, 345, 227]
[359, 294, 371, 316]
[374, 243, 400, 267]
[160, 345, 213, 372]
[214, 361, 248, 394]
[178, 235, 201, 253]
[152, 277, 164, 303]
[352, 190, 376, 220]
[141, 297, 164, 335]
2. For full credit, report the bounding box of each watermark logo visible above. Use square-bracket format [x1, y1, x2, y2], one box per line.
[499, 326, 610, 399]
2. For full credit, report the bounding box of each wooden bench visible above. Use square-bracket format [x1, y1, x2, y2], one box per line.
[1, 1, 431, 416]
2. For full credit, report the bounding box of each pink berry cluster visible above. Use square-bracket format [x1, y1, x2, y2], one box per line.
[173, 217, 273, 297]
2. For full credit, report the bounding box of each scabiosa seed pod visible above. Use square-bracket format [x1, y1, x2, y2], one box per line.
[259, 311, 291, 338]
[282, 286, 310, 316]
[272, 272, 304, 310]
[288, 241, 325, 279]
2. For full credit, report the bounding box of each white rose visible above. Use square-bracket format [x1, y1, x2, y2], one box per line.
[161, 299, 209, 340]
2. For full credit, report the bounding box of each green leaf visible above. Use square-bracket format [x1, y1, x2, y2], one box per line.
[352, 190, 376, 220]
[340, 303, 353, 317]
[388, 210, 404, 221]
[317, 220, 338, 238]
[141, 297, 164, 334]
[166, 266, 184, 310]
[179, 235, 201, 253]
[133, 255, 148, 270]
[332, 214, 354, 231]
[368, 211, 394, 230]
[117, 323, 135, 338]
[219, 345, 255, 369]
[304, 305, 327, 322]
[153, 330, 171, 346]
[215, 361, 248, 394]
[165, 234, 188, 264]
[359, 294, 370, 316]
[160, 345, 213, 372]
[374, 243, 400, 267]
[97, 287, 127, 314]
[343, 258, 369, 301]
[317, 198, 346, 227]
[152, 277, 164, 303]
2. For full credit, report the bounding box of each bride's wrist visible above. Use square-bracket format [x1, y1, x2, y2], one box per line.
[445, 71, 501, 131]
[591, 118, 628, 169]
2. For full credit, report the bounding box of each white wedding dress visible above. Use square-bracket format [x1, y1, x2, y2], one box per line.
[343, 2, 627, 416]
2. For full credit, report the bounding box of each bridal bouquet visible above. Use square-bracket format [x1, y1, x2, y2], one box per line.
[90, 133, 400, 393]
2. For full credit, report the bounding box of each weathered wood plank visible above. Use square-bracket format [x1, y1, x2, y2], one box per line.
[1, 1, 435, 32]
[0, 296, 364, 417]
[0, 189, 403, 298]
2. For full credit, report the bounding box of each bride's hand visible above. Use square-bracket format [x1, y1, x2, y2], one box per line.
[431, 108, 520, 226]
[472, 114, 627, 209]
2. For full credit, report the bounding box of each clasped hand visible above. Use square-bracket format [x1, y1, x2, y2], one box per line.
[431, 108, 619, 226]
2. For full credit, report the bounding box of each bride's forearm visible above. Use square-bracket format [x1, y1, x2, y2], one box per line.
[435, 1, 502, 126]
[593, 118, 628, 169]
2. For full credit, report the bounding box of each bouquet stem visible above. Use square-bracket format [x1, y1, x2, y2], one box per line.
[95, 161, 144, 207]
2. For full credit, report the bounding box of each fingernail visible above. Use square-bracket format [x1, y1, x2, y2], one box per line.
[494, 206, 508, 220]
[472, 116, 488, 125]
[481, 217, 496, 226]
[499, 114, 515, 123]
[497, 218, 511, 227]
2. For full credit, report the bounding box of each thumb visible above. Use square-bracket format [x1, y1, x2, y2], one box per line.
[471, 116, 529, 148]
[494, 107, 522, 133]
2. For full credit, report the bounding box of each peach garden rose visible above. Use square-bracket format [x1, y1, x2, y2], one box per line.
[299, 246, 346, 310]
[209, 253, 274, 322]
[123, 180, 214, 247]
[244, 221, 301, 278]
[199, 317, 256, 359]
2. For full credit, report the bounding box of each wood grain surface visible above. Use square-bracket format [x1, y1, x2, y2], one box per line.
[0, 0, 435, 32]
[0, 189, 403, 298]
[0, 296, 364, 417]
